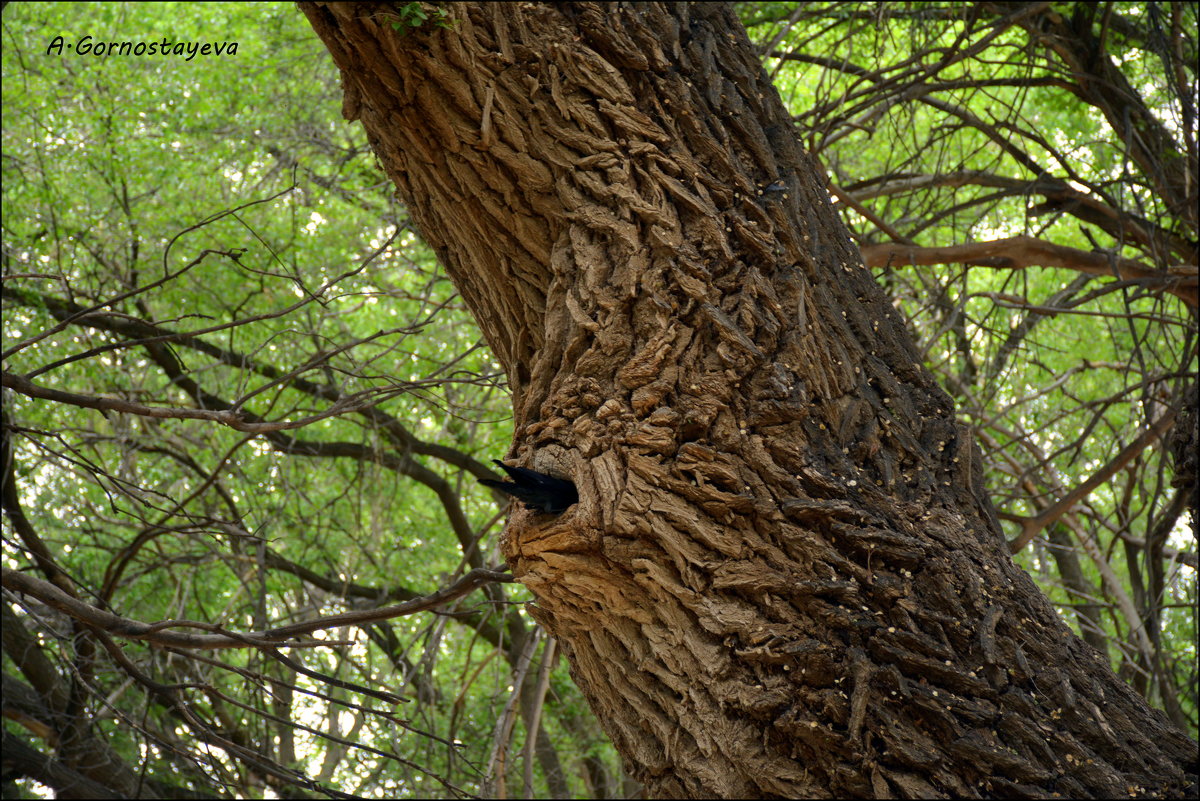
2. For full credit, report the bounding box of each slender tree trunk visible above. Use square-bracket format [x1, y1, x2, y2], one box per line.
[302, 3, 1197, 797]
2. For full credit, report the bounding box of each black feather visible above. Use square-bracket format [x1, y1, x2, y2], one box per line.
[479, 459, 578, 514]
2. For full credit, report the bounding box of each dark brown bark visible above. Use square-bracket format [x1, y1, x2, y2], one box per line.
[302, 3, 1197, 797]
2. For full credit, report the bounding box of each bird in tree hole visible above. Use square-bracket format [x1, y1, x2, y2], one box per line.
[478, 460, 578, 514]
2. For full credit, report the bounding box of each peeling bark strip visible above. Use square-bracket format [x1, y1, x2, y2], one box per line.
[302, 3, 1197, 797]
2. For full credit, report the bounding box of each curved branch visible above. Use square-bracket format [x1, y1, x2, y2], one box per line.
[862, 236, 1198, 306]
[1, 370, 384, 432]
[1007, 407, 1178, 553]
[3, 567, 514, 651]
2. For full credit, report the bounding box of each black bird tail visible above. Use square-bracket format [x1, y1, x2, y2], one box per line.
[479, 459, 577, 514]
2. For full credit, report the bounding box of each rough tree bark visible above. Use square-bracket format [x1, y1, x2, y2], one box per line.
[302, 3, 1197, 797]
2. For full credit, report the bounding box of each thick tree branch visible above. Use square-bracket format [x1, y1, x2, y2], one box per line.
[862, 236, 1198, 306]
[3, 567, 514, 650]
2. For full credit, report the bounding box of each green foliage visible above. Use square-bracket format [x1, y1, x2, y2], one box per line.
[2, 2, 605, 797]
[392, 2, 455, 37]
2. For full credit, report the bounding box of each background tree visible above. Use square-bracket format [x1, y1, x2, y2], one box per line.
[745, 0, 1198, 733]
[1, 2, 1195, 799]
[298, 2, 1196, 796]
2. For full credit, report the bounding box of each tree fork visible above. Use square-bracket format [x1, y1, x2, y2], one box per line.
[302, 3, 1197, 797]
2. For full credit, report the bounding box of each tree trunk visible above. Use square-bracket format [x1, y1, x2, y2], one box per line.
[301, 3, 1197, 797]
